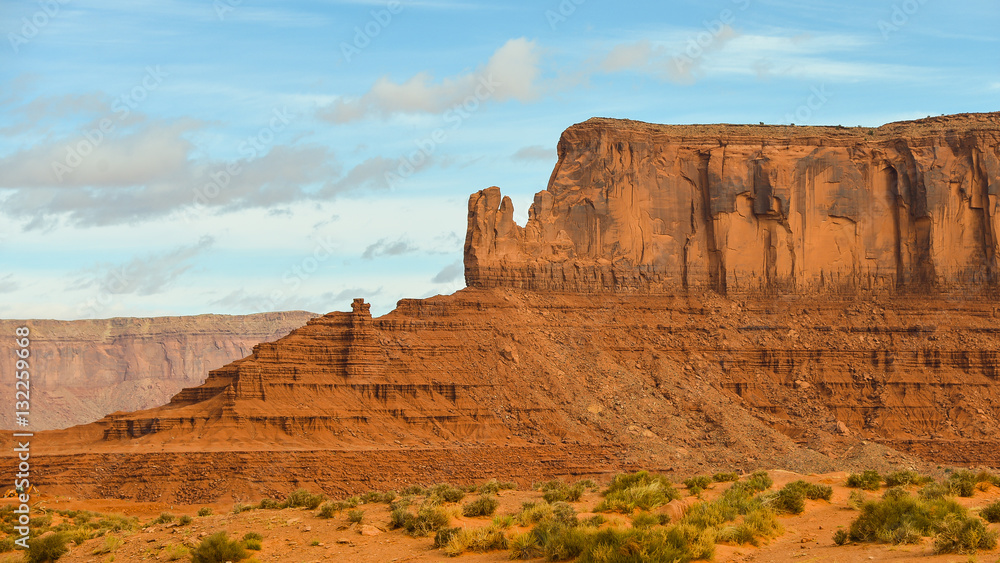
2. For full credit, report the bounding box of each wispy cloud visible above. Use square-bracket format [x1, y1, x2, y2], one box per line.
[512, 145, 556, 161]
[318, 38, 543, 122]
[70, 236, 214, 297]
[362, 238, 419, 259]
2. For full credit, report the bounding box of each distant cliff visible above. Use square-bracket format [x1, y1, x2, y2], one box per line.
[0, 312, 316, 430]
[466, 113, 1000, 294]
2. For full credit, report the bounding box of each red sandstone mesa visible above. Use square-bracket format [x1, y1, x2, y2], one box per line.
[8, 113, 1000, 502]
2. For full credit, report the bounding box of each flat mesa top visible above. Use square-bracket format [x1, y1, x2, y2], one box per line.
[566, 112, 1000, 142]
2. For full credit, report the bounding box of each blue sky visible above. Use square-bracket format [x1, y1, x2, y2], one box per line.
[1, 0, 997, 319]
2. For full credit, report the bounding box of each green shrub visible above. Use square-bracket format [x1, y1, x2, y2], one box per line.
[317, 502, 338, 519]
[631, 511, 660, 528]
[402, 484, 426, 495]
[580, 514, 606, 528]
[933, 513, 998, 554]
[190, 531, 248, 563]
[390, 501, 450, 537]
[594, 471, 681, 513]
[979, 499, 1000, 523]
[508, 531, 543, 559]
[477, 479, 517, 495]
[770, 480, 833, 514]
[542, 482, 586, 503]
[0, 537, 17, 552]
[243, 538, 262, 551]
[514, 502, 553, 526]
[430, 484, 466, 503]
[683, 476, 712, 490]
[919, 481, 950, 500]
[712, 472, 739, 482]
[846, 470, 882, 491]
[833, 528, 849, 545]
[845, 489, 965, 544]
[884, 470, 931, 487]
[283, 489, 326, 509]
[256, 498, 281, 510]
[197, 507, 212, 517]
[347, 509, 364, 523]
[178, 515, 192, 526]
[462, 495, 499, 517]
[165, 543, 189, 561]
[152, 512, 175, 525]
[27, 533, 69, 563]
[432, 526, 461, 548]
[443, 524, 508, 556]
[231, 503, 250, 514]
[242, 532, 263, 542]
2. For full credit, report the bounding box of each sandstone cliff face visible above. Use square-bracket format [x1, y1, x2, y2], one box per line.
[0, 312, 316, 430]
[466, 113, 1000, 294]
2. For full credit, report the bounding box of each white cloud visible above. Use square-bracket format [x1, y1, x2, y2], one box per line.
[512, 145, 556, 161]
[319, 37, 543, 122]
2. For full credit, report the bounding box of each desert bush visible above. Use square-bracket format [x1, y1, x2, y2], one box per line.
[477, 479, 517, 495]
[402, 484, 426, 495]
[769, 480, 833, 515]
[542, 482, 586, 503]
[390, 501, 450, 537]
[884, 470, 932, 487]
[178, 515, 192, 526]
[317, 502, 338, 519]
[846, 470, 882, 491]
[197, 507, 212, 517]
[152, 512, 175, 525]
[443, 524, 509, 556]
[347, 509, 364, 523]
[514, 502, 553, 526]
[833, 528, 849, 545]
[164, 543, 189, 561]
[919, 481, 950, 500]
[433, 526, 461, 548]
[712, 472, 739, 483]
[844, 489, 965, 545]
[254, 498, 278, 510]
[190, 531, 248, 563]
[595, 470, 681, 513]
[979, 499, 1000, 523]
[462, 495, 499, 517]
[231, 503, 250, 514]
[631, 511, 660, 528]
[92, 534, 121, 554]
[683, 476, 712, 490]
[508, 531, 543, 559]
[283, 489, 326, 509]
[27, 533, 69, 563]
[933, 513, 998, 554]
[242, 532, 263, 542]
[429, 484, 466, 503]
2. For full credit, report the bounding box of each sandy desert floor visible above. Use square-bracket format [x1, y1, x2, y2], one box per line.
[3, 469, 999, 563]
